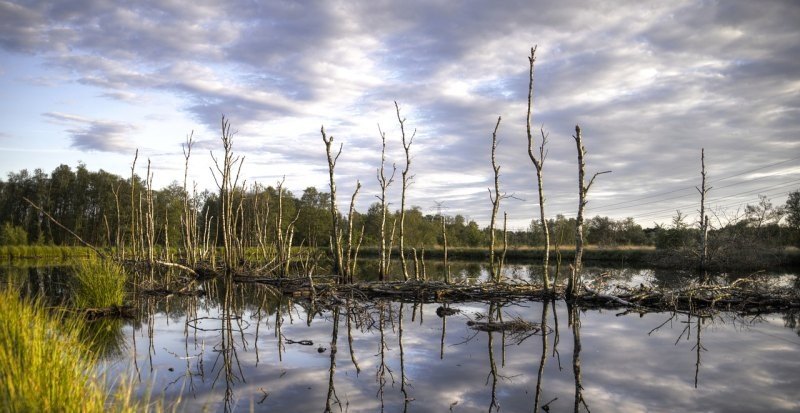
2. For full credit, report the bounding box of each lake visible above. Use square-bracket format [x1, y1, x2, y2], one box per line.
[3, 263, 799, 412]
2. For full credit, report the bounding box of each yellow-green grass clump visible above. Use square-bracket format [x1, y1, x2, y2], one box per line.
[72, 258, 127, 309]
[0, 289, 116, 412]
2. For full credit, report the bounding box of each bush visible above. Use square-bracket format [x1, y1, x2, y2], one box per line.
[0, 222, 28, 246]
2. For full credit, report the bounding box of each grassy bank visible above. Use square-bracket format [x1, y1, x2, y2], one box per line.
[0, 245, 94, 261]
[0, 289, 145, 412]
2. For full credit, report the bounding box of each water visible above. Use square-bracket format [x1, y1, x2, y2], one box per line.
[2, 263, 799, 412]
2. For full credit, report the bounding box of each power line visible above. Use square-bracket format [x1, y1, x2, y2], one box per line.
[616, 185, 796, 222]
[586, 155, 800, 211]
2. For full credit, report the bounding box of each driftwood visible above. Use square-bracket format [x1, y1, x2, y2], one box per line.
[467, 319, 540, 333]
[82, 305, 136, 320]
[140, 287, 206, 297]
[227, 274, 799, 316]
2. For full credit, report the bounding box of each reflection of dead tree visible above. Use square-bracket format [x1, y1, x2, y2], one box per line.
[439, 304, 450, 359]
[346, 300, 361, 375]
[569, 304, 589, 412]
[650, 312, 708, 389]
[376, 301, 394, 410]
[324, 307, 341, 413]
[487, 310, 500, 412]
[398, 303, 413, 410]
[534, 300, 551, 412]
[670, 313, 707, 389]
[693, 315, 704, 388]
[213, 278, 246, 413]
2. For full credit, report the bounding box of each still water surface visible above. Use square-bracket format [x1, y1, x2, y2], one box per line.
[3, 263, 799, 412]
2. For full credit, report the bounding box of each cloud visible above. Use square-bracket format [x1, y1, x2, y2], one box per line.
[42, 112, 136, 153]
[2, 0, 799, 226]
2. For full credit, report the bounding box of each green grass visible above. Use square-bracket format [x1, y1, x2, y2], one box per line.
[71, 258, 127, 309]
[0, 245, 94, 261]
[0, 289, 175, 412]
[0, 289, 132, 412]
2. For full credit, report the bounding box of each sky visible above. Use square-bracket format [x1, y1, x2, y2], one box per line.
[0, 0, 798, 230]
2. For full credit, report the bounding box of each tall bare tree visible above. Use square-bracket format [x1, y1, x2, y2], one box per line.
[526, 46, 552, 291]
[210, 116, 245, 272]
[129, 149, 138, 260]
[344, 181, 363, 283]
[395, 101, 416, 281]
[181, 131, 197, 267]
[321, 126, 345, 278]
[488, 116, 508, 283]
[697, 148, 711, 272]
[569, 125, 610, 299]
[376, 125, 396, 281]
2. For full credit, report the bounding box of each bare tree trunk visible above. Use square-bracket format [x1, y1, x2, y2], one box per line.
[697, 148, 711, 272]
[569, 125, 610, 300]
[376, 126, 396, 281]
[488, 116, 505, 283]
[396, 101, 415, 281]
[182, 132, 196, 267]
[145, 159, 155, 265]
[130, 149, 138, 260]
[210, 116, 245, 272]
[344, 181, 362, 283]
[321, 126, 345, 279]
[111, 183, 122, 259]
[441, 215, 450, 284]
[526, 46, 552, 291]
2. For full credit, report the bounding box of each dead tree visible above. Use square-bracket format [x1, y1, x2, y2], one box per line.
[145, 159, 155, 266]
[376, 125, 396, 281]
[181, 131, 197, 267]
[526, 46, 552, 291]
[488, 116, 509, 283]
[210, 116, 245, 272]
[396, 101, 416, 281]
[568, 125, 610, 299]
[321, 126, 345, 278]
[275, 178, 300, 277]
[344, 181, 363, 283]
[129, 149, 138, 260]
[697, 148, 711, 272]
[441, 215, 450, 283]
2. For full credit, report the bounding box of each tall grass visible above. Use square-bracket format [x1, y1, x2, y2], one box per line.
[0, 289, 174, 412]
[71, 258, 127, 308]
[0, 289, 113, 411]
[0, 245, 94, 261]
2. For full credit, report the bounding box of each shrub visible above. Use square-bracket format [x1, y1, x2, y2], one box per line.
[0, 222, 28, 246]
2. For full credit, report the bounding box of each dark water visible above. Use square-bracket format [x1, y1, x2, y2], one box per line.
[2, 263, 800, 412]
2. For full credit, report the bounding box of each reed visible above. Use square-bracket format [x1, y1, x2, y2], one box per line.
[0, 289, 172, 412]
[0, 289, 117, 411]
[71, 258, 127, 308]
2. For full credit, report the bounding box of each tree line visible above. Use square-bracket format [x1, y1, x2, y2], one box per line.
[1, 163, 797, 253]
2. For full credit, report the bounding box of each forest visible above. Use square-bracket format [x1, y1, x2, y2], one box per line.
[1, 162, 797, 261]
